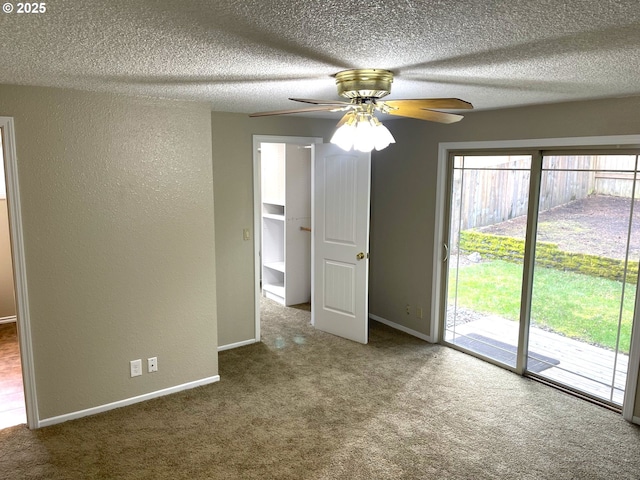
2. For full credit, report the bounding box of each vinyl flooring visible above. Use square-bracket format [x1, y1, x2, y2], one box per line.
[0, 322, 26, 429]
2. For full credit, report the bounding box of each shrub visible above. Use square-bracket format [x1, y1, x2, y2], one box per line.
[459, 231, 639, 284]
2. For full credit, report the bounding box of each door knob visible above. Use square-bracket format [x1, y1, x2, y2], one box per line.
[356, 252, 366, 260]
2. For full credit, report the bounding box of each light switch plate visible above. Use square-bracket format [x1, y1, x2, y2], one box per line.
[130, 359, 142, 377]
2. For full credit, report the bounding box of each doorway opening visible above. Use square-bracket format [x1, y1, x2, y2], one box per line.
[442, 148, 640, 412]
[252, 136, 322, 342]
[0, 127, 26, 429]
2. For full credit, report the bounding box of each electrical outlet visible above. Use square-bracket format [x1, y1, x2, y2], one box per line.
[406, 304, 411, 315]
[130, 359, 142, 378]
[148, 357, 158, 373]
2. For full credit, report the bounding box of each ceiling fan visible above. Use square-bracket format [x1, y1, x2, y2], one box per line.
[250, 69, 473, 152]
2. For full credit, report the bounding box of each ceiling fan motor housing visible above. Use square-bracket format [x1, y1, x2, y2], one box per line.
[335, 69, 393, 99]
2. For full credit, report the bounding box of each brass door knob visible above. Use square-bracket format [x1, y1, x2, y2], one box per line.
[356, 252, 365, 260]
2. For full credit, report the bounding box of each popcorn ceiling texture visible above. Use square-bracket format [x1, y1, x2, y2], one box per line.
[0, 0, 639, 113]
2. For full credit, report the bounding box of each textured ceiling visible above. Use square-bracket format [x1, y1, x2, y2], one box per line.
[1, 0, 640, 116]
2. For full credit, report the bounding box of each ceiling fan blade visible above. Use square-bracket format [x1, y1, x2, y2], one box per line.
[249, 105, 343, 117]
[385, 107, 465, 124]
[290, 98, 353, 106]
[383, 98, 473, 110]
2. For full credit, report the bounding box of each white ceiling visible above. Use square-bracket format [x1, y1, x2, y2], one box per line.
[1, 0, 640, 117]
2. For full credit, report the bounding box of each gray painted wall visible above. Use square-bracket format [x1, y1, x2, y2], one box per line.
[211, 112, 335, 347]
[0, 85, 218, 420]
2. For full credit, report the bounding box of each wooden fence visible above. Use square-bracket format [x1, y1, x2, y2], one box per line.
[593, 155, 640, 197]
[449, 154, 639, 247]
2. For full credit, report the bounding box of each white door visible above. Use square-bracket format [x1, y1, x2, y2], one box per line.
[312, 144, 371, 344]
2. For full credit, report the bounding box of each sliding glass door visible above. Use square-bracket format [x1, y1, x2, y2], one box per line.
[528, 154, 639, 404]
[444, 151, 640, 408]
[445, 155, 532, 369]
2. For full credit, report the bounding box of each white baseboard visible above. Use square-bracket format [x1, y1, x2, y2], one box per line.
[38, 375, 220, 428]
[0, 315, 16, 324]
[369, 314, 436, 343]
[218, 338, 257, 352]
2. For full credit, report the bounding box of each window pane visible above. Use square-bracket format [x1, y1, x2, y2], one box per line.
[542, 154, 637, 171]
[454, 155, 531, 170]
[530, 155, 638, 405]
[446, 155, 532, 368]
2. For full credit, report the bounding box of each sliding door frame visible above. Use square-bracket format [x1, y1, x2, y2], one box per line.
[515, 151, 543, 374]
[438, 148, 539, 375]
[434, 135, 640, 423]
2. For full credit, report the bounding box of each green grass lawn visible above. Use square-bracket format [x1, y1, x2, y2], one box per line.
[449, 259, 634, 353]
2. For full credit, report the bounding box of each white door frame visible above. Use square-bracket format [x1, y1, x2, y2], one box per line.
[252, 135, 323, 342]
[1, 117, 38, 429]
[434, 135, 640, 424]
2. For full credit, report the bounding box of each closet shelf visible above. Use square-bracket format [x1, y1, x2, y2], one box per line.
[264, 261, 285, 272]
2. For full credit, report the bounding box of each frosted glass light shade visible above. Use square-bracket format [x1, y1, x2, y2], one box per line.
[329, 123, 355, 151]
[330, 114, 395, 152]
[373, 123, 395, 151]
[353, 119, 375, 152]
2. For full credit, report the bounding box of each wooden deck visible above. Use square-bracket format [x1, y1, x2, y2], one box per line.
[446, 315, 628, 405]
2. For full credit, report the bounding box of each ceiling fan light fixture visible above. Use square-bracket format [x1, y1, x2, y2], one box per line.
[330, 114, 357, 151]
[251, 68, 471, 147]
[353, 113, 375, 153]
[334, 69, 394, 99]
[330, 110, 395, 153]
[372, 120, 396, 152]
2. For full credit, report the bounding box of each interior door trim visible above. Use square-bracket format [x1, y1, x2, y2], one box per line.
[1, 117, 38, 429]
[252, 135, 322, 344]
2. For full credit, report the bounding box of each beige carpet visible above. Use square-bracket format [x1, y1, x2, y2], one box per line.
[1, 298, 640, 479]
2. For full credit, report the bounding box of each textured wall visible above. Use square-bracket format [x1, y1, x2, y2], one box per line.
[0, 85, 217, 420]
[0, 198, 15, 318]
[211, 112, 334, 347]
